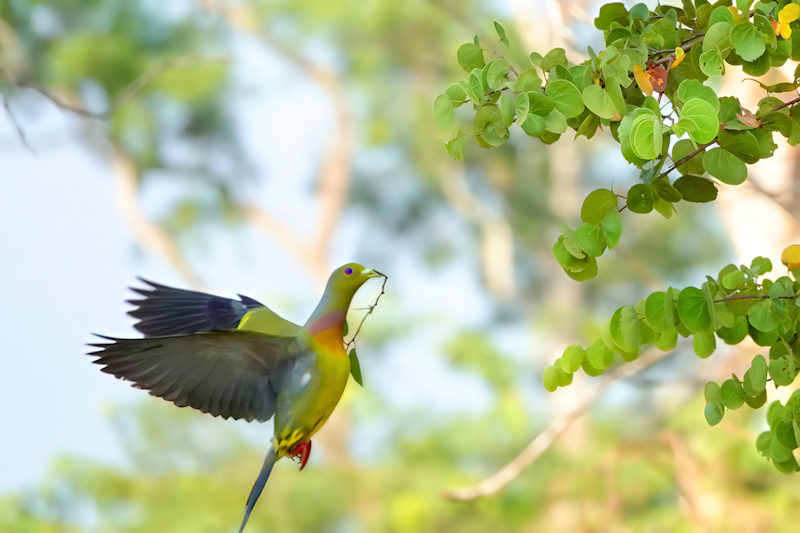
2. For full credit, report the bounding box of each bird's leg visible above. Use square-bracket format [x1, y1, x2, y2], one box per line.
[288, 440, 312, 470]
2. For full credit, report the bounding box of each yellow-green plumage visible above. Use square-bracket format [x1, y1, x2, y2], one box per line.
[88, 263, 383, 532]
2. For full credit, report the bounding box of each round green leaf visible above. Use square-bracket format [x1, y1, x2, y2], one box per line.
[544, 109, 567, 134]
[743, 354, 768, 396]
[747, 299, 778, 332]
[717, 130, 760, 164]
[445, 83, 467, 103]
[677, 286, 712, 333]
[580, 189, 617, 224]
[515, 68, 542, 92]
[574, 223, 606, 257]
[543, 366, 559, 392]
[672, 139, 705, 175]
[434, 94, 455, 130]
[673, 176, 718, 202]
[681, 98, 720, 143]
[515, 92, 530, 123]
[486, 59, 510, 90]
[704, 402, 724, 426]
[457, 43, 485, 72]
[644, 292, 668, 331]
[693, 331, 716, 358]
[731, 22, 765, 62]
[699, 48, 724, 77]
[720, 378, 745, 409]
[703, 147, 747, 185]
[620, 305, 641, 351]
[769, 358, 796, 387]
[520, 113, 546, 136]
[582, 84, 617, 119]
[630, 114, 663, 160]
[676, 79, 720, 111]
[561, 345, 585, 373]
[600, 208, 622, 248]
[546, 79, 584, 118]
[627, 183, 655, 213]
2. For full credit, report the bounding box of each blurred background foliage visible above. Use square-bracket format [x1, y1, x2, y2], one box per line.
[1, 0, 799, 531]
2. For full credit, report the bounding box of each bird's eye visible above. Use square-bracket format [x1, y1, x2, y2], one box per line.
[345, 267, 353, 275]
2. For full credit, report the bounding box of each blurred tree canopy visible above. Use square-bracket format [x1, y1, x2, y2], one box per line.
[2, 0, 799, 531]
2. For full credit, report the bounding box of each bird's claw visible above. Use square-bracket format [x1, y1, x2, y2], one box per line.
[289, 441, 312, 470]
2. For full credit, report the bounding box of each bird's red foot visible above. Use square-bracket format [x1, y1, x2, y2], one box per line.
[289, 441, 312, 470]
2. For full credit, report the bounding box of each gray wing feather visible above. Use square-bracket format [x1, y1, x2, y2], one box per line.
[88, 331, 295, 422]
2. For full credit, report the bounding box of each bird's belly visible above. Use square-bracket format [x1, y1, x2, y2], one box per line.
[273, 344, 349, 454]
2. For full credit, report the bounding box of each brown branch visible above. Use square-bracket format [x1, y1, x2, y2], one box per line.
[443, 347, 675, 501]
[17, 55, 226, 120]
[713, 294, 796, 302]
[112, 146, 203, 287]
[345, 273, 388, 350]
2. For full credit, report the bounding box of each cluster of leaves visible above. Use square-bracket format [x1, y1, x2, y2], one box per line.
[543, 257, 800, 472]
[435, 0, 800, 280]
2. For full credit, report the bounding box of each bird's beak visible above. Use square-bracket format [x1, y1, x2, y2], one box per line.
[361, 268, 383, 279]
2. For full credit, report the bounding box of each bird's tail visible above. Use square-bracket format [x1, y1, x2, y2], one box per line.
[239, 448, 277, 532]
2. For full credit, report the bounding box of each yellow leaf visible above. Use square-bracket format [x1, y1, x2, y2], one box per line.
[728, 6, 742, 23]
[672, 47, 685, 68]
[779, 3, 800, 24]
[781, 244, 800, 269]
[633, 64, 653, 94]
[780, 21, 793, 39]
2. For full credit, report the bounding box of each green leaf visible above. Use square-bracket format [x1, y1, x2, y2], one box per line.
[574, 223, 606, 257]
[515, 92, 530, 123]
[546, 79, 584, 118]
[630, 114, 664, 160]
[644, 292, 668, 331]
[620, 305, 642, 351]
[703, 21, 733, 54]
[594, 2, 629, 30]
[348, 349, 363, 386]
[561, 345, 586, 373]
[655, 328, 678, 350]
[543, 366, 560, 392]
[445, 135, 464, 161]
[473, 104, 509, 146]
[486, 59, 510, 90]
[586, 338, 614, 370]
[544, 109, 567, 134]
[673, 176, 718, 202]
[717, 315, 749, 344]
[681, 98, 720, 143]
[651, 176, 682, 202]
[747, 299, 778, 332]
[717, 130, 760, 164]
[743, 354, 768, 396]
[499, 93, 515, 126]
[600, 208, 622, 248]
[703, 148, 747, 185]
[699, 48, 724, 77]
[582, 85, 617, 119]
[721, 378, 745, 409]
[693, 331, 716, 358]
[672, 139, 705, 175]
[457, 43, 485, 72]
[493, 21, 509, 46]
[520, 113, 546, 136]
[434, 94, 455, 130]
[704, 381, 721, 403]
[704, 402, 724, 425]
[445, 83, 467, 103]
[678, 286, 713, 333]
[731, 23, 766, 62]
[676, 79, 720, 111]
[515, 68, 542, 92]
[581, 189, 618, 224]
[541, 48, 568, 72]
[769, 358, 796, 387]
[750, 256, 772, 275]
[627, 183, 655, 213]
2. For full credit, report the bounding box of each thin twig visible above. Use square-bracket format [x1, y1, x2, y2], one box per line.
[443, 347, 675, 501]
[344, 274, 388, 352]
[2, 96, 34, 153]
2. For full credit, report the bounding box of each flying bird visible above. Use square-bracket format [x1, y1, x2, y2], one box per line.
[88, 263, 385, 531]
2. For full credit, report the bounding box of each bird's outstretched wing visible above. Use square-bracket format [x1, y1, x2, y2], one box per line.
[88, 331, 297, 422]
[127, 278, 299, 337]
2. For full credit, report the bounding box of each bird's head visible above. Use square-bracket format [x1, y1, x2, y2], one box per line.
[329, 263, 384, 293]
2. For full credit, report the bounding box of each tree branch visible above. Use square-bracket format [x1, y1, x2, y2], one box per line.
[443, 347, 675, 501]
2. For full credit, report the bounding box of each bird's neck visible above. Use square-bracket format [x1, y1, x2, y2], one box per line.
[304, 286, 352, 338]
